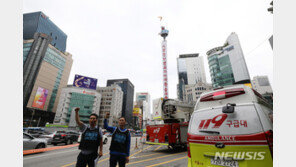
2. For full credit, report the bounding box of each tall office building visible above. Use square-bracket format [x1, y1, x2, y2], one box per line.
[206, 32, 251, 88]
[23, 11, 67, 52]
[135, 92, 151, 127]
[97, 85, 123, 127]
[53, 86, 101, 127]
[107, 79, 134, 128]
[177, 54, 206, 101]
[23, 12, 73, 126]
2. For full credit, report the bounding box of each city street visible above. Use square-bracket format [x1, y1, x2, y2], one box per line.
[23, 137, 187, 167]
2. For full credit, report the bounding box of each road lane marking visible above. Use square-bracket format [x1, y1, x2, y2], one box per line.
[146, 156, 187, 167]
[61, 152, 109, 167]
[24, 147, 79, 160]
[145, 142, 169, 146]
[126, 152, 184, 165]
[154, 145, 162, 151]
[95, 145, 154, 165]
[130, 145, 154, 157]
[131, 153, 162, 159]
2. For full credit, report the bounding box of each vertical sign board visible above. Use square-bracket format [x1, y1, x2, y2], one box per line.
[32, 87, 48, 109]
[73, 74, 98, 90]
[162, 40, 169, 99]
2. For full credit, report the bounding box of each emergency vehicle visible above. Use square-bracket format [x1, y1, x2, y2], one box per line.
[187, 85, 273, 167]
[146, 99, 195, 149]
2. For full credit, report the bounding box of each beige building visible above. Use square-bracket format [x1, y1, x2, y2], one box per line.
[251, 76, 273, 94]
[23, 35, 73, 126]
[183, 82, 212, 103]
[97, 84, 123, 127]
[25, 41, 73, 113]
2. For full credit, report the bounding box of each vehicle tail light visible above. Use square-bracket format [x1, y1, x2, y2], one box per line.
[187, 142, 191, 158]
[200, 88, 245, 102]
[61, 134, 66, 137]
[265, 130, 273, 158]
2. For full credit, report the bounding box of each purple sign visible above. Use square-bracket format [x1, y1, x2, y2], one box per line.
[73, 74, 97, 90]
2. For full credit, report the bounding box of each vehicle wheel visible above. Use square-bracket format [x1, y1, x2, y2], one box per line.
[70, 140, 73, 144]
[104, 138, 108, 144]
[53, 143, 57, 146]
[35, 143, 45, 149]
[65, 139, 71, 145]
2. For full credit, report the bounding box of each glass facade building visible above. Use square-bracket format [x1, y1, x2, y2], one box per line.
[67, 92, 95, 123]
[207, 32, 251, 88]
[23, 11, 67, 52]
[208, 52, 235, 88]
[53, 86, 101, 126]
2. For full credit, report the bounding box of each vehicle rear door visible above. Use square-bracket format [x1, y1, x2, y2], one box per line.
[147, 125, 169, 143]
[188, 104, 272, 167]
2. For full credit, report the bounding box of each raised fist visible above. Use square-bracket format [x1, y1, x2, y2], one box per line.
[75, 107, 80, 112]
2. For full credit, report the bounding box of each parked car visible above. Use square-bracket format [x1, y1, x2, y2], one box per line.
[77, 133, 108, 144]
[38, 131, 56, 145]
[187, 85, 273, 167]
[66, 131, 80, 142]
[51, 131, 73, 146]
[24, 127, 46, 138]
[23, 132, 47, 150]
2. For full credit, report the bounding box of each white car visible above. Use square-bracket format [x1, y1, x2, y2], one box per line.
[23, 132, 48, 150]
[77, 133, 108, 144]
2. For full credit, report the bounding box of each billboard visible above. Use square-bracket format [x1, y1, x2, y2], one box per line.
[137, 95, 147, 101]
[73, 74, 97, 90]
[133, 108, 140, 116]
[32, 87, 48, 109]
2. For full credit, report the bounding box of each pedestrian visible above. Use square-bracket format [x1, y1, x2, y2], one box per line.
[104, 112, 131, 167]
[75, 107, 103, 167]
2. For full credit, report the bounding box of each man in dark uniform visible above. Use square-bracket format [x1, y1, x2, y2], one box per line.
[75, 107, 103, 167]
[104, 112, 131, 167]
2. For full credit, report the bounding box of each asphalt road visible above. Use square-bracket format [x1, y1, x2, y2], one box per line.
[23, 137, 188, 167]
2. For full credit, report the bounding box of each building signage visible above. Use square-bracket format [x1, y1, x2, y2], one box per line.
[82, 90, 95, 95]
[73, 74, 97, 90]
[32, 87, 48, 109]
[133, 108, 140, 114]
[162, 41, 169, 99]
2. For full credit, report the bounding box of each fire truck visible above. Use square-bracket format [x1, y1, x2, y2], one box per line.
[146, 98, 195, 150]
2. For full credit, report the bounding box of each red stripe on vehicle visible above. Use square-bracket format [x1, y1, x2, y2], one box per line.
[187, 131, 269, 145]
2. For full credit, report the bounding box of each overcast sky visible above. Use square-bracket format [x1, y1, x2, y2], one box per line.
[23, 0, 273, 102]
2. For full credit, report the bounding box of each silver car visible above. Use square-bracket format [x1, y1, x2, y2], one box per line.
[23, 132, 47, 150]
[39, 131, 57, 145]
